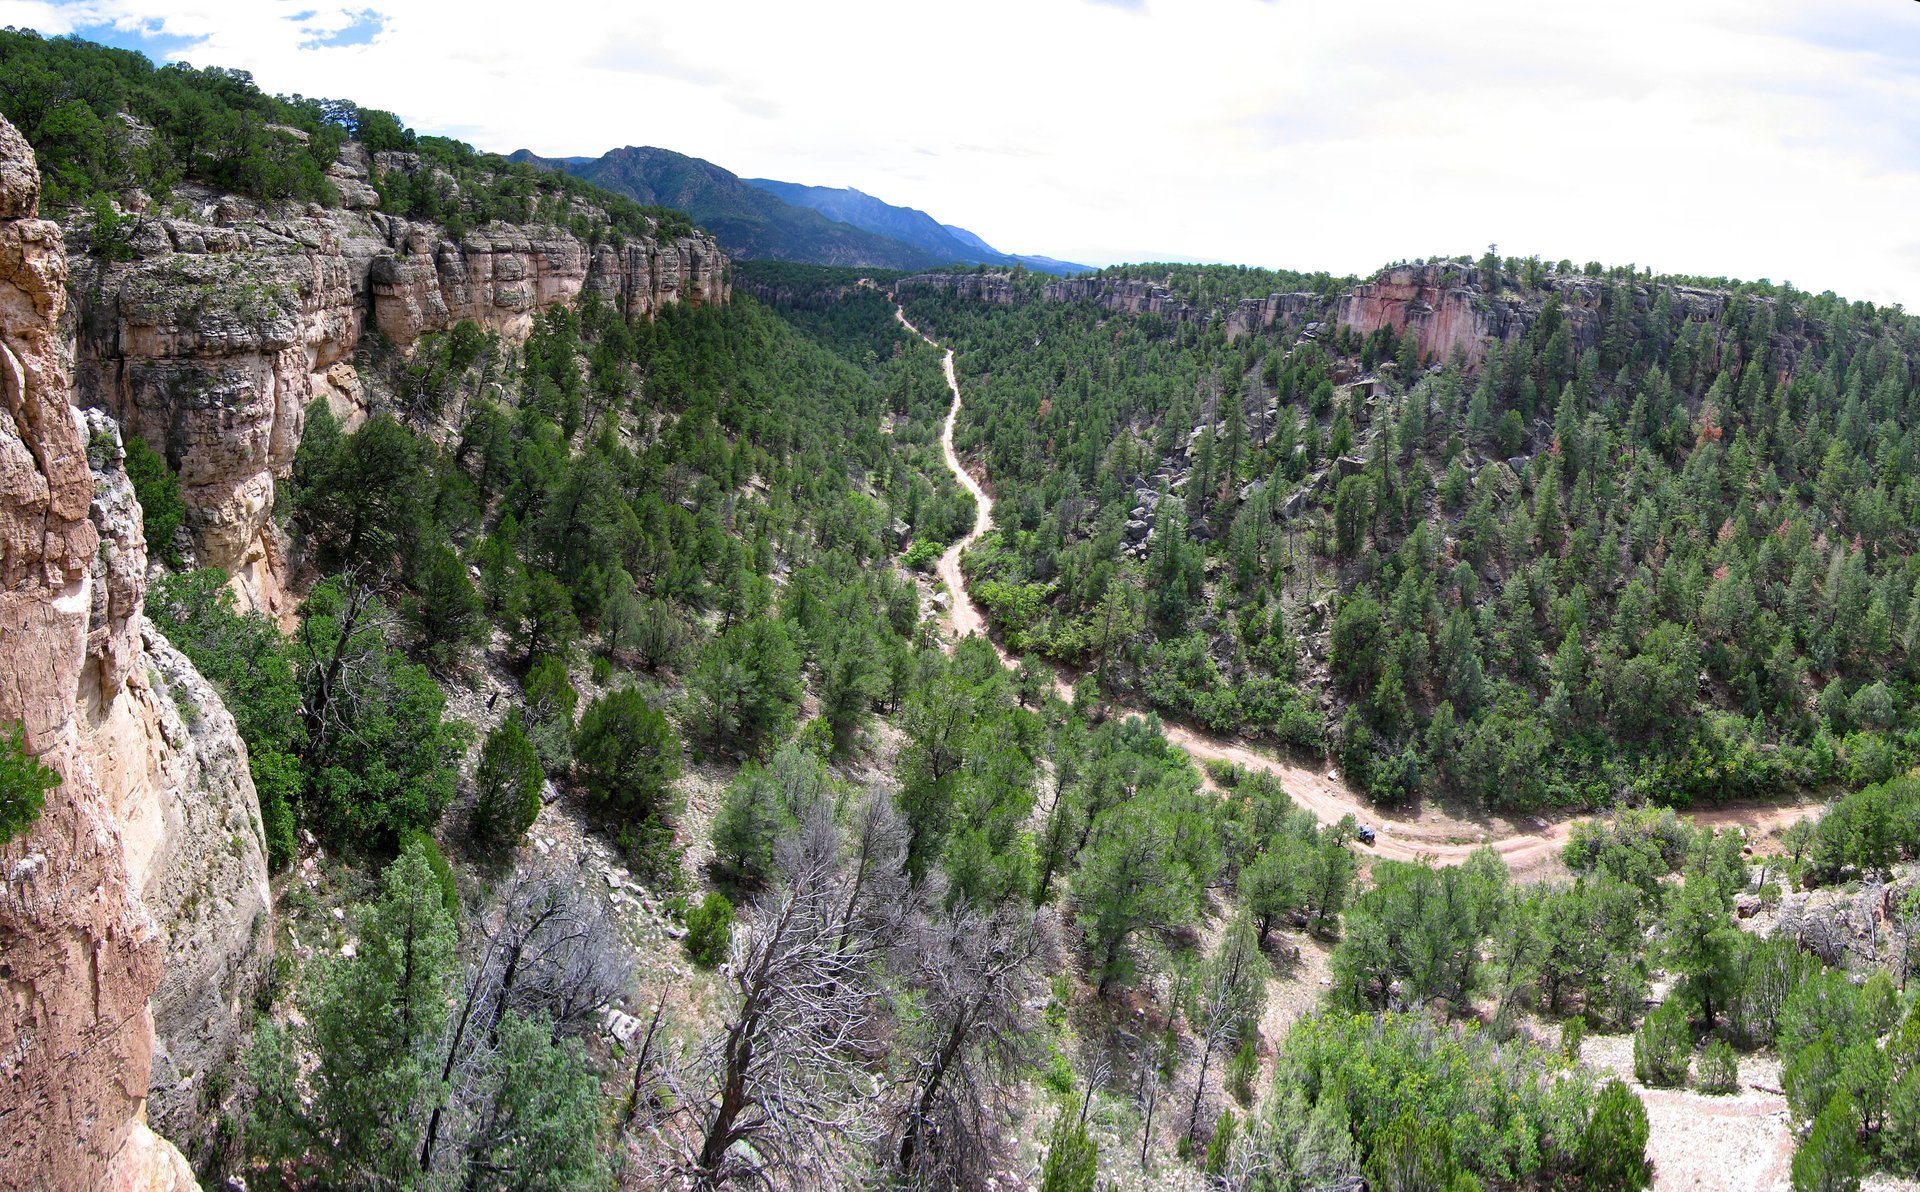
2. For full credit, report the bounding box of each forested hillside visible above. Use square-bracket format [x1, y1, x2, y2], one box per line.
[13, 28, 1920, 1192]
[903, 259, 1920, 813]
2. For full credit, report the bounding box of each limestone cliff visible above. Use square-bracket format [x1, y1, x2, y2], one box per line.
[0, 111, 190, 1192]
[69, 152, 726, 614]
[78, 415, 273, 1165]
[2, 109, 276, 1192]
[1337, 261, 1735, 367]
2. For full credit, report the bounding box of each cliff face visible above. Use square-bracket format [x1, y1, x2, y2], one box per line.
[905, 264, 1775, 368]
[77, 416, 272, 1165]
[2, 110, 276, 1192]
[0, 113, 190, 1192]
[70, 156, 726, 614]
[1337, 261, 1735, 367]
[893, 270, 1023, 307]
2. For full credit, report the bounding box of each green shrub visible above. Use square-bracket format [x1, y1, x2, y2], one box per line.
[1697, 1037, 1739, 1095]
[1205, 757, 1243, 788]
[901, 538, 941, 570]
[522, 655, 578, 773]
[124, 433, 185, 566]
[1579, 1079, 1651, 1191]
[398, 829, 460, 918]
[1633, 999, 1691, 1088]
[576, 688, 679, 823]
[1792, 1092, 1864, 1192]
[683, 893, 733, 968]
[0, 723, 57, 846]
[1227, 1037, 1259, 1105]
[1038, 1097, 1097, 1192]
[1559, 1016, 1586, 1063]
[471, 714, 544, 853]
[1204, 1109, 1237, 1177]
[252, 748, 301, 873]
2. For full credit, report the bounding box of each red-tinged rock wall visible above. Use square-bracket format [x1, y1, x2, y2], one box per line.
[0, 111, 193, 1192]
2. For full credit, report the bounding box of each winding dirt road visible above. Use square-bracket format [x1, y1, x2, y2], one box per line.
[893, 303, 1825, 877]
[901, 308, 991, 642]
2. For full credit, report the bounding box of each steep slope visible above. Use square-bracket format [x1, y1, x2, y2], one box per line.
[896, 257, 1918, 816]
[518, 146, 944, 268]
[0, 110, 266, 1192]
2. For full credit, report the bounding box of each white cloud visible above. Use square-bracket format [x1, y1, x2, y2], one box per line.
[11, 0, 1920, 304]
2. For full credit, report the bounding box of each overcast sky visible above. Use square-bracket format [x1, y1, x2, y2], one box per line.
[8, 0, 1920, 304]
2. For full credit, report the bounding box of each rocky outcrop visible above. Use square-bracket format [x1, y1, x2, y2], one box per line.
[131, 625, 273, 1161]
[894, 271, 1023, 307]
[1223, 292, 1327, 341]
[1041, 275, 1206, 322]
[69, 165, 726, 613]
[1337, 261, 1735, 367]
[0, 111, 190, 1192]
[76, 418, 273, 1163]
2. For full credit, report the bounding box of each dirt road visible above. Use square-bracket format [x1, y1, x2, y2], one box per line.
[898, 306, 993, 641]
[894, 302, 1826, 877]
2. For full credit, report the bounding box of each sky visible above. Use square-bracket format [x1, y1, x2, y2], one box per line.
[7, 0, 1920, 305]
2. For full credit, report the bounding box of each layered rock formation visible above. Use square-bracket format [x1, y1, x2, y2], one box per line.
[3, 110, 276, 1192]
[70, 159, 726, 613]
[0, 112, 190, 1192]
[1337, 261, 1735, 367]
[893, 271, 1023, 307]
[904, 263, 1776, 369]
[77, 417, 272, 1164]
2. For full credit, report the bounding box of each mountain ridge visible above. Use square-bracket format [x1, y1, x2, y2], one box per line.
[509, 144, 1087, 274]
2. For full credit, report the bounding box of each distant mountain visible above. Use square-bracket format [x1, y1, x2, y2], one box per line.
[939, 223, 998, 256]
[507, 146, 1088, 274]
[509, 146, 945, 269]
[746, 178, 1089, 276]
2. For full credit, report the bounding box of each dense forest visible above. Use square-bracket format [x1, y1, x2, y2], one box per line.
[12, 28, 1920, 1192]
[904, 259, 1920, 813]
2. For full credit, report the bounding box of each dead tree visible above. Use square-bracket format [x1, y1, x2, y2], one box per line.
[691, 804, 895, 1185]
[1185, 914, 1267, 1144]
[420, 868, 632, 1175]
[891, 901, 1044, 1185]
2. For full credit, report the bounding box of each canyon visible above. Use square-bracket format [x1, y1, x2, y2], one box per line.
[0, 116, 734, 1192]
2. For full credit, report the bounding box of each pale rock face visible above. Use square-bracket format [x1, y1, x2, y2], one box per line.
[0, 111, 187, 1192]
[74, 419, 274, 1162]
[71, 168, 726, 613]
[1336, 261, 1741, 368]
[101, 1120, 197, 1192]
[131, 625, 273, 1161]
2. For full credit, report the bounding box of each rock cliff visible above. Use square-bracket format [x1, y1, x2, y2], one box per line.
[1337, 261, 1734, 367]
[904, 263, 1775, 365]
[69, 156, 726, 614]
[1, 111, 274, 1192]
[77, 415, 273, 1164]
[0, 110, 189, 1192]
